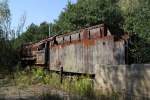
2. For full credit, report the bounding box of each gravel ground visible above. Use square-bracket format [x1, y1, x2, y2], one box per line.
[0, 71, 91, 100]
[0, 82, 68, 100]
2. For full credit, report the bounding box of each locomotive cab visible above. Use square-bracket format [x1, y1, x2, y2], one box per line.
[20, 43, 36, 67]
[35, 41, 49, 67]
[35, 43, 46, 65]
[20, 41, 50, 67]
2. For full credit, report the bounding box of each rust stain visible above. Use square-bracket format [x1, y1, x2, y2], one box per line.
[83, 39, 95, 47]
[21, 24, 126, 72]
[56, 60, 61, 67]
[50, 36, 113, 49]
[82, 29, 89, 39]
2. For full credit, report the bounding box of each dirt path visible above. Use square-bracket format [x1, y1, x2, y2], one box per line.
[0, 71, 91, 100]
[0, 83, 68, 100]
[0, 80, 88, 100]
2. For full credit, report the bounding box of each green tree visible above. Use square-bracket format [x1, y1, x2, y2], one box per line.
[119, 0, 150, 63]
[54, 0, 124, 34]
[0, 0, 11, 39]
[120, 0, 150, 38]
[13, 22, 51, 49]
[0, 0, 19, 68]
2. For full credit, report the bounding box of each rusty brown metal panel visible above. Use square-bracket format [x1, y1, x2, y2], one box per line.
[64, 35, 70, 43]
[75, 42, 83, 72]
[88, 45, 94, 73]
[48, 24, 125, 74]
[80, 29, 89, 40]
[90, 27, 101, 39]
[49, 37, 125, 74]
[49, 48, 60, 70]
[96, 37, 115, 65]
[36, 50, 45, 65]
[71, 33, 79, 41]
[56, 36, 63, 45]
[100, 26, 105, 37]
[96, 39, 104, 64]
[63, 44, 76, 72]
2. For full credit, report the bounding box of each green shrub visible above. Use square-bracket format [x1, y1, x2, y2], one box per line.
[71, 76, 93, 96]
[14, 68, 94, 96]
[14, 71, 31, 88]
[32, 68, 45, 80]
[44, 73, 61, 89]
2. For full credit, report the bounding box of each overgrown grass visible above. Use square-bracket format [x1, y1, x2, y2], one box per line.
[14, 67, 93, 96]
[13, 67, 123, 100]
[1, 67, 146, 99]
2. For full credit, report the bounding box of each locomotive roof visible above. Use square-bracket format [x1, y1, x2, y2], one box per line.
[32, 24, 107, 45]
[26, 23, 128, 46]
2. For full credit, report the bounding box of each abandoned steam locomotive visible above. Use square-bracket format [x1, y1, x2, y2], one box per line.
[20, 24, 128, 74]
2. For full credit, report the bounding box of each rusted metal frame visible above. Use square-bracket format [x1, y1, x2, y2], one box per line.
[69, 35, 71, 43]
[50, 35, 114, 48]
[28, 24, 106, 48]
[49, 42, 52, 71]
[79, 33, 81, 41]
[34, 64, 46, 67]
[45, 41, 50, 69]
[52, 24, 105, 39]
[29, 35, 58, 48]
[60, 66, 63, 84]
[48, 70, 95, 79]
[31, 24, 108, 49]
[100, 28, 102, 37]
[21, 57, 36, 60]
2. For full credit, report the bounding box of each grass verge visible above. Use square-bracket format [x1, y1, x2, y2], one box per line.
[13, 67, 121, 99]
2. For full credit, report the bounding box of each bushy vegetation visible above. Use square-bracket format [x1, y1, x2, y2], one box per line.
[0, 67, 128, 99]
[14, 67, 93, 96]
[0, 0, 19, 68]
[12, 67, 124, 99]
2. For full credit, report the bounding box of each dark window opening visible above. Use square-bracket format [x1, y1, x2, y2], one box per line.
[89, 31, 91, 39]
[103, 42, 106, 45]
[63, 37, 65, 43]
[79, 33, 81, 41]
[53, 37, 58, 45]
[70, 36, 71, 43]
[104, 26, 107, 36]
[38, 43, 45, 50]
[100, 29, 102, 37]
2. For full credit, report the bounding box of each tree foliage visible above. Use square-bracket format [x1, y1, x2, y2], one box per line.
[13, 22, 50, 49]
[119, 0, 150, 63]
[0, 0, 18, 68]
[54, 0, 124, 34]
[0, 0, 11, 39]
[10, 0, 150, 63]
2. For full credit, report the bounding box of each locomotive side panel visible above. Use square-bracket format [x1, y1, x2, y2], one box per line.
[20, 24, 126, 73]
[36, 50, 46, 65]
[48, 25, 124, 74]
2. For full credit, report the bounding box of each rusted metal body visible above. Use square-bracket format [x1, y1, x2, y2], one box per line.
[20, 24, 127, 74]
[20, 43, 36, 62]
[49, 24, 125, 74]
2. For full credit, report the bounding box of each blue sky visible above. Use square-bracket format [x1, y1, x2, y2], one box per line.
[9, 0, 76, 30]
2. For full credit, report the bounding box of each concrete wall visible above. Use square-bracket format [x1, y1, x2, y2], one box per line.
[95, 64, 150, 96]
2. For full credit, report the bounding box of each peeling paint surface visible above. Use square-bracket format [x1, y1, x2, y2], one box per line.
[49, 25, 125, 74]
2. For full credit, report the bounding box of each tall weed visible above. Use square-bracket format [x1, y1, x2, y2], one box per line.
[14, 67, 94, 96]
